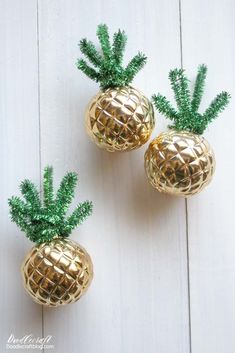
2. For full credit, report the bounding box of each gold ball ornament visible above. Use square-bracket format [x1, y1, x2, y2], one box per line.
[9, 166, 93, 307]
[85, 86, 155, 152]
[77, 24, 155, 152]
[144, 130, 215, 197]
[21, 238, 93, 307]
[149, 65, 230, 196]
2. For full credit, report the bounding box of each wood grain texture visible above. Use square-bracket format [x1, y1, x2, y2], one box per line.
[0, 0, 42, 351]
[181, 1, 235, 352]
[38, 1, 189, 352]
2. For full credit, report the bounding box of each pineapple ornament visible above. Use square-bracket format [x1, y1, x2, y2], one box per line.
[145, 65, 230, 196]
[8, 166, 93, 307]
[77, 24, 155, 152]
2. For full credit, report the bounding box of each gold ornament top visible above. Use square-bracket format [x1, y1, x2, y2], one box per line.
[144, 130, 215, 196]
[86, 86, 155, 152]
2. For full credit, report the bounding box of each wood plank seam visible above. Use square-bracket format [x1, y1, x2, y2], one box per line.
[178, 0, 192, 352]
[36, 1, 44, 351]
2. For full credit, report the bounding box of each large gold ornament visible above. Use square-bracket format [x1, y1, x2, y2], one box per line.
[85, 86, 155, 152]
[148, 65, 230, 196]
[77, 24, 155, 152]
[21, 238, 93, 307]
[8, 166, 93, 307]
[144, 130, 215, 197]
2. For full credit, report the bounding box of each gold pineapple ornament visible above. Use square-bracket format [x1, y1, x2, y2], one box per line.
[145, 65, 230, 197]
[8, 167, 93, 307]
[77, 24, 155, 152]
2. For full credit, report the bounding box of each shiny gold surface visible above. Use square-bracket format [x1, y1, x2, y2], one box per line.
[21, 238, 93, 307]
[85, 86, 155, 152]
[144, 130, 215, 196]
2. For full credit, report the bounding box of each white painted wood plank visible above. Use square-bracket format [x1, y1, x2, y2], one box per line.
[0, 0, 42, 351]
[38, 0, 190, 352]
[181, 1, 235, 352]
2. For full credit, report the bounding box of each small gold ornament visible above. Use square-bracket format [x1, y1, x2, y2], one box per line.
[146, 65, 230, 197]
[21, 238, 93, 307]
[77, 24, 155, 152]
[86, 86, 154, 152]
[145, 130, 215, 196]
[9, 166, 93, 307]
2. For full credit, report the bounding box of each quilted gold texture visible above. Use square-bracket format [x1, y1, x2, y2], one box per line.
[21, 238, 93, 307]
[144, 130, 215, 196]
[85, 86, 155, 152]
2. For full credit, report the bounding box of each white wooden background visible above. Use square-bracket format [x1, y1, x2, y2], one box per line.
[1, 0, 235, 352]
